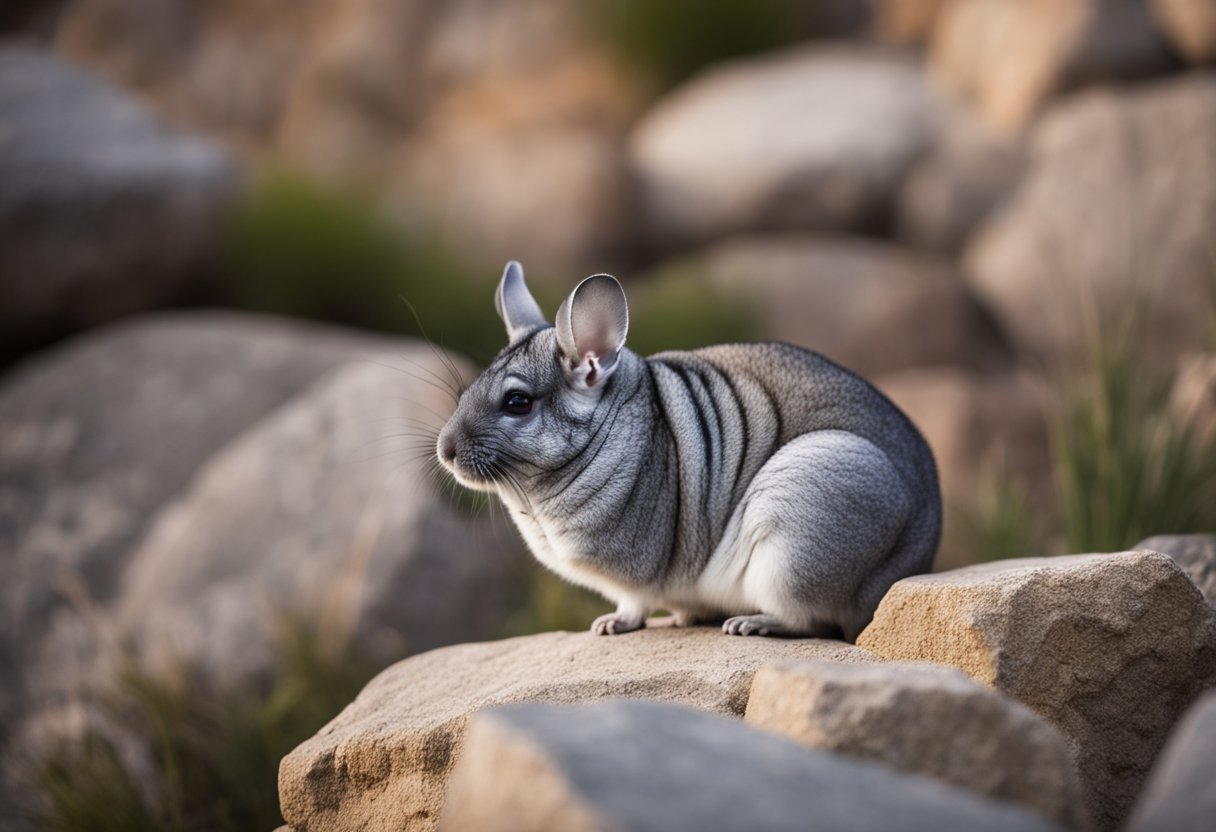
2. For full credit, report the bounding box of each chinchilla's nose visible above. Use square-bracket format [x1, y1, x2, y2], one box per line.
[438, 432, 457, 464]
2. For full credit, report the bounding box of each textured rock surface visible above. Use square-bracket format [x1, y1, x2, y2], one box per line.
[1150, 0, 1216, 64]
[0, 313, 400, 727]
[440, 700, 1067, 832]
[929, 0, 1177, 132]
[1135, 536, 1216, 603]
[745, 660, 1087, 829]
[111, 358, 516, 682]
[856, 551, 1216, 830]
[278, 627, 874, 831]
[648, 235, 1010, 378]
[629, 44, 942, 246]
[0, 47, 241, 356]
[965, 72, 1216, 368]
[1126, 690, 1216, 832]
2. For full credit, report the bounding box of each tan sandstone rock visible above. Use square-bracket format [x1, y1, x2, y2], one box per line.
[964, 72, 1216, 370]
[856, 551, 1216, 830]
[278, 626, 873, 831]
[440, 700, 1067, 832]
[745, 660, 1088, 829]
[1135, 535, 1216, 603]
[928, 0, 1176, 132]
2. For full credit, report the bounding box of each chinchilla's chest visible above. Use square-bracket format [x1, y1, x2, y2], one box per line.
[505, 503, 640, 600]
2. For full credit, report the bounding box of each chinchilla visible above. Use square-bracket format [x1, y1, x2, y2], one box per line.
[437, 261, 941, 641]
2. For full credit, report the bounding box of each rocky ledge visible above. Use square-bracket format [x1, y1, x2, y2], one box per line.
[279, 548, 1216, 832]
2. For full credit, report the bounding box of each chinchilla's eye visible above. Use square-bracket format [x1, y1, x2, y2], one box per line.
[502, 390, 533, 416]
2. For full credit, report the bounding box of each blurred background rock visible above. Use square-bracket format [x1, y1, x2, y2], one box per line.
[0, 0, 1213, 829]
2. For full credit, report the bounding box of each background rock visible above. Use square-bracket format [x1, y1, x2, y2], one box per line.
[440, 700, 1067, 832]
[1149, 0, 1216, 64]
[0, 312, 519, 824]
[895, 105, 1025, 253]
[278, 627, 873, 831]
[0, 313, 399, 729]
[745, 659, 1087, 829]
[856, 551, 1216, 830]
[0, 46, 242, 361]
[55, 0, 640, 277]
[628, 44, 943, 248]
[1126, 690, 1216, 832]
[928, 0, 1178, 132]
[872, 0, 948, 44]
[647, 235, 1011, 378]
[1135, 535, 1216, 602]
[965, 71, 1216, 370]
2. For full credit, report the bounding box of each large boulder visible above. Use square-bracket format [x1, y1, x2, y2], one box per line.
[0, 47, 241, 359]
[0, 312, 518, 816]
[645, 235, 1011, 378]
[278, 627, 874, 831]
[1126, 690, 1216, 832]
[110, 359, 516, 682]
[628, 44, 943, 247]
[745, 660, 1087, 829]
[0, 313, 397, 722]
[965, 72, 1216, 369]
[856, 551, 1216, 830]
[1149, 0, 1216, 64]
[440, 700, 1066, 832]
[928, 0, 1178, 132]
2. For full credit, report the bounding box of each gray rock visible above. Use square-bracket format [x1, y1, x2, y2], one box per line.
[1135, 535, 1216, 602]
[0, 47, 241, 356]
[965, 72, 1216, 369]
[111, 357, 515, 683]
[857, 551, 1216, 830]
[439, 700, 1067, 832]
[628, 44, 943, 247]
[646, 234, 1011, 378]
[746, 660, 1089, 829]
[279, 627, 875, 831]
[0, 313, 404, 694]
[1126, 690, 1216, 832]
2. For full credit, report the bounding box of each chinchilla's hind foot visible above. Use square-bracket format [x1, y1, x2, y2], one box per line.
[722, 614, 791, 637]
[722, 614, 843, 638]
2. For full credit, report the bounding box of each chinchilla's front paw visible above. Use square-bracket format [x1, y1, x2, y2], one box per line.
[590, 612, 645, 636]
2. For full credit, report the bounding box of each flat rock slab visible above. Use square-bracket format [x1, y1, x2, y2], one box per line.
[746, 659, 1087, 829]
[857, 551, 1216, 830]
[439, 700, 1066, 832]
[278, 627, 873, 831]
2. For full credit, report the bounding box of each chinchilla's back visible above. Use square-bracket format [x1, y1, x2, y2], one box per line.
[647, 341, 940, 588]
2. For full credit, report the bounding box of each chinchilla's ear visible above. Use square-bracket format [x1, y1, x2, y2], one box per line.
[495, 261, 547, 343]
[555, 273, 628, 391]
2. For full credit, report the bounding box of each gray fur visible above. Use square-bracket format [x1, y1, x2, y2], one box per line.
[438, 263, 941, 641]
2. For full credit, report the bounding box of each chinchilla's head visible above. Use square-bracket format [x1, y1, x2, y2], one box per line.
[437, 261, 630, 495]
